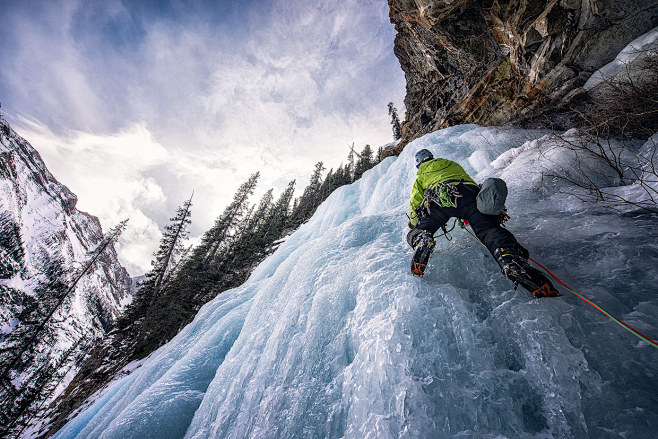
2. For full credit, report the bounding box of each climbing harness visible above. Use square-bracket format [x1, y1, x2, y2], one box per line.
[410, 182, 466, 227]
[425, 181, 463, 209]
[432, 213, 507, 244]
[458, 223, 658, 349]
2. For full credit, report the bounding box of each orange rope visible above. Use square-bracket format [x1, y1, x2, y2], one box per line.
[529, 257, 658, 349]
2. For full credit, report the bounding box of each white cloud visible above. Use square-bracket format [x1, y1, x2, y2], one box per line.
[2, 0, 406, 276]
[14, 120, 170, 275]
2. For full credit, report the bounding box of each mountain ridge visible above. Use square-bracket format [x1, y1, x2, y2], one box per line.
[0, 111, 131, 437]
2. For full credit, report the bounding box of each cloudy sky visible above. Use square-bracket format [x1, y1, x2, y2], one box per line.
[0, 0, 406, 275]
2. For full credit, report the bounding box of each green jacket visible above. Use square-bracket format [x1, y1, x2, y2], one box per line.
[409, 158, 477, 226]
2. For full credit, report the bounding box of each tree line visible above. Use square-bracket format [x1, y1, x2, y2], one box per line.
[40, 143, 380, 436]
[124, 142, 380, 358]
[1, 99, 403, 436]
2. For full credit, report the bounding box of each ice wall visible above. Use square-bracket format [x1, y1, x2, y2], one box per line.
[53, 125, 658, 439]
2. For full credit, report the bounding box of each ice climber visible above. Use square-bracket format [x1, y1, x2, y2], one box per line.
[407, 148, 560, 298]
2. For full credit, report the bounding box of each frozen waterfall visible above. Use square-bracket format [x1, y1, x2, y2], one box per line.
[53, 125, 658, 439]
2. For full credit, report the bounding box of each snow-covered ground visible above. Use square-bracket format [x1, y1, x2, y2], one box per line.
[52, 125, 658, 439]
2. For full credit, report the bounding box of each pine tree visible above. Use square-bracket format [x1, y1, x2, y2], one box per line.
[319, 168, 335, 201]
[248, 188, 274, 242]
[354, 144, 375, 180]
[143, 194, 193, 307]
[121, 196, 195, 356]
[347, 145, 356, 182]
[388, 102, 402, 140]
[37, 175, 300, 434]
[1, 332, 92, 439]
[226, 188, 273, 270]
[288, 162, 325, 228]
[127, 175, 259, 358]
[192, 173, 259, 266]
[0, 219, 128, 383]
[335, 164, 353, 187]
[261, 180, 295, 248]
[223, 181, 296, 278]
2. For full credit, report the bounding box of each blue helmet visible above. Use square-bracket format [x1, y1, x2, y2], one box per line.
[415, 149, 434, 168]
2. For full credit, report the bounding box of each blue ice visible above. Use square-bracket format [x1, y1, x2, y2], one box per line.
[54, 125, 658, 439]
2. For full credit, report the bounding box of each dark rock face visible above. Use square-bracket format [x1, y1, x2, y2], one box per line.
[388, 0, 658, 147]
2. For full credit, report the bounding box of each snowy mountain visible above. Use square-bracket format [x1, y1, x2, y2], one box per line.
[51, 125, 658, 439]
[0, 112, 131, 435]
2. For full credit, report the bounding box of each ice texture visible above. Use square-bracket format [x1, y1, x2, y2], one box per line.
[53, 125, 658, 439]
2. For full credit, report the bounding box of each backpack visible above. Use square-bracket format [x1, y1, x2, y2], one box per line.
[476, 178, 508, 215]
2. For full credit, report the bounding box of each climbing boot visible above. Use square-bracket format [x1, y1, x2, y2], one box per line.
[411, 231, 435, 276]
[494, 246, 560, 298]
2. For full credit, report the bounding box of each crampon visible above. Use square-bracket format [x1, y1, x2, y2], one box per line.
[505, 263, 561, 298]
[495, 247, 560, 298]
[410, 232, 435, 276]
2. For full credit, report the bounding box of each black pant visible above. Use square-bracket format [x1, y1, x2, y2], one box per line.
[407, 184, 520, 257]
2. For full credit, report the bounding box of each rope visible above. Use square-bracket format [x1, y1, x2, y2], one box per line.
[528, 257, 658, 350]
[460, 222, 658, 349]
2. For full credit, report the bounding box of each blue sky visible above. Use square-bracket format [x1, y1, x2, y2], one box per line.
[0, 0, 406, 275]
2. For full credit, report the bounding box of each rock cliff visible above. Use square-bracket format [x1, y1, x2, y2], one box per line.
[388, 0, 658, 148]
[0, 111, 131, 436]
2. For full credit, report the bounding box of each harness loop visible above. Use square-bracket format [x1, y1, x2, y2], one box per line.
[424, 181, 463, 210]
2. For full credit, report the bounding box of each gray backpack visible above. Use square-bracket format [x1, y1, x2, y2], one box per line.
[476, 178, 508, 215]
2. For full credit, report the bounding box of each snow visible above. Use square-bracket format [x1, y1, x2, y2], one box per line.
[584, 27, 658, 90]
[601, 134, 658, 212]
[53, 125, 658, 439]
[0, 317, 20, 335]
[1, 112, 131, 433]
